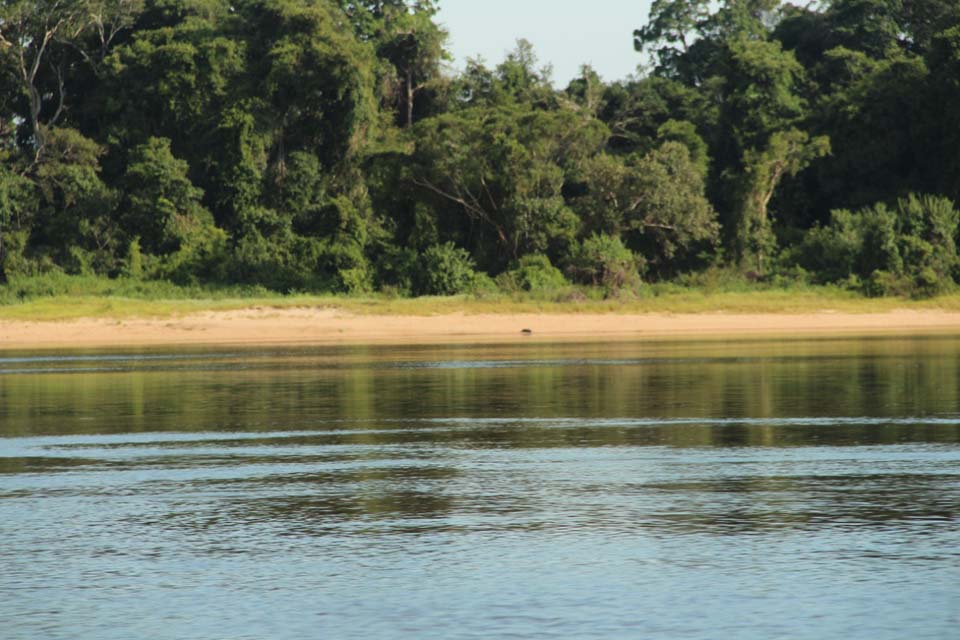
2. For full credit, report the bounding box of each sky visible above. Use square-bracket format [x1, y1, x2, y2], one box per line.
[436, 0, 655, 87]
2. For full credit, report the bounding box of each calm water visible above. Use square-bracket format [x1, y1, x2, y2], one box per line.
[1, 337, 959, 639]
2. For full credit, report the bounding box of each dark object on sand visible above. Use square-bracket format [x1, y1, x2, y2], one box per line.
[521, 328, 533, 335]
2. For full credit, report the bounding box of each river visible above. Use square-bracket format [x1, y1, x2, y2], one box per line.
[1, 336, 958, 639]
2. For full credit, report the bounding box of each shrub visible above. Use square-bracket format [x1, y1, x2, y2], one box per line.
[320, 241, 373, 294]
[374, 245, 418, 296]
[124, 238, 144, 280]
[154, 224, 230, 285]
[121, 137, 212, 256]
[865, 270, 911, 297]
[230, 228, 323, 292]
[793, 209, 861, 283]
[468, 272, 499, 297]
[0, 230, 34, 278]
[495, 254, 568, 292]
[566, 234, 642, 291]
[415, 242, 478, 295]
[794, 193, 960, 297]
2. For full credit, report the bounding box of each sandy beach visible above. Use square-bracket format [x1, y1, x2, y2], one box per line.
[2, 307, 960, 350]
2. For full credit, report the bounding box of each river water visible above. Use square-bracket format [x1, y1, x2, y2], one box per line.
[1, 336, 959, 639]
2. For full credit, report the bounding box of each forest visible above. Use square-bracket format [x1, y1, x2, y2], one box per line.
[2, 0, 960, 298]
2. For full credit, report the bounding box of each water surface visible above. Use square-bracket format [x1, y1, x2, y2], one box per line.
[1, 337, 959, 639]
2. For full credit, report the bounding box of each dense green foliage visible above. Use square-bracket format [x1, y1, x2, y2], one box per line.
[2, 0, 960, 297]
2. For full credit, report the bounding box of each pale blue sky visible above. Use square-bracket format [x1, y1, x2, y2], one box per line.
[436, 0, 655, 86]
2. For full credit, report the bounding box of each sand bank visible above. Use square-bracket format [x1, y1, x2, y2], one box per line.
[2, 307, 960, 350]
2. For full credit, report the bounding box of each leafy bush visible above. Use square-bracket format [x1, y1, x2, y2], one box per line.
[152, 223, 230, 285]
[566, 234, 642, 291]
[124, 238, 144, 280]
[794, 194, 960, 297]
[318, 240, 374, 295]
[373, 245, 418, 296]
[468, 271, 499, 296]
[120, 137, 213, 256]
[415, 242, 479, 295]
[0, 230, 35, 279]
[793, 209, 864, 283]
[864, 270, 911, 297]
[495, 254, 568, 292]
[230, 228, 324, 292]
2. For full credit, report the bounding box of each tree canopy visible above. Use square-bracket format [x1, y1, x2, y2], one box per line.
[2, 0, 960, 297]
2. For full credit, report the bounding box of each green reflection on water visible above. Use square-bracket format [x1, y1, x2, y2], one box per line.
[1, 336, 959, 447]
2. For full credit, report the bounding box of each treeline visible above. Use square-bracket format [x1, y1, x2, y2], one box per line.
[1, 0, 960, 297]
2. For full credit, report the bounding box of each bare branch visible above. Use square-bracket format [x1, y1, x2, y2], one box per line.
[413, 176, 488, 220]
[640, 220, 678, 232]
[479, 175, 498, 212]
[412, 176, 509, 248]
[50, 62, 67, 126]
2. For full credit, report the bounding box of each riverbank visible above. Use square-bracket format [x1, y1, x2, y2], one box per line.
[6, 275, 960, 349]
[3, 306, 960, 350]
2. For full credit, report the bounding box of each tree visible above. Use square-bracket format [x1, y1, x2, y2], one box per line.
[250, 0, 377, 171]
[0, 0, 140, 165]
[739, 128, 830, 270]
[94, 8, 249, 229]
[656, 118, 710, 175]
[375, 1, 446, 127]
[0, 163, 35, 282]
[337, 0, 410, 40]
[635, 0, 783, 83]
[120, 137, 213, 255]
[926, 26, 960, 200]
[722, 35, 808, 153]
[634, 0, 711, 76]
[495, 39, 555, 104]
[809, 49, 928, 212]
[572, 142, 719, 276]
[31, 127, 117, 272]
[410, 106, 607, 271]
[624, 142, 720, 274]
[706, 33, 827, 264]
[335, 1, 447, 126]
[565, 65, 606, 116]
[414, 241, 478, 295]
[598, 75, 715, 156]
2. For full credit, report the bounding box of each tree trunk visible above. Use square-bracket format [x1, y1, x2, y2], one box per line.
[405, 69, 415, 128]
[0, 234, 8, 285]
[29, 86, 44, 164]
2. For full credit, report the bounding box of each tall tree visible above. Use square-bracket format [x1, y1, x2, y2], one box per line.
[572, 142, 719, 276]
[410, 106, 607, 271]
[634, 0, 711, 77]
[375, 1, 446, 127]
[0, 0, 140, 165]
[739, 129, 830, 270]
